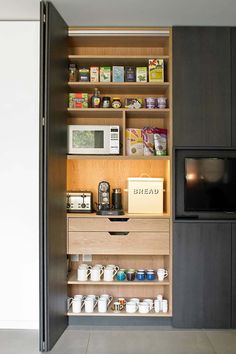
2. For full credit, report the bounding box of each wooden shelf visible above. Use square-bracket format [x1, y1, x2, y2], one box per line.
[67, 212, 170, 219]
[67, 155, 170, 160]
[68, 271, 170, 286]
[68, 55, 169, 65]
[67, 108, 170, 119]
[67, 308, 171, 317]
[68, 81, 169, 87]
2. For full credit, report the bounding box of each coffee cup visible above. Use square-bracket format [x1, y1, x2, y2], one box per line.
[130, 298, 140, 304]
[100, 294, 113, 305]
[162, 299, 168, 313]
[157, 294, 163, 311]
[157, 97, 167, 109]
[90, 267, 104, 281]
[143, 298, 153, 311]
[71, 297, 85, 313]
[79, 264, 92, 270]
[98, 297, 108, 313]
[104, 267, 118, 281]
[138, 302, 149, 314]
[154, 299, 160, 313]
[126, 301, 138, 313]
[146, 270, 156, 281]
[77, 268, 91, 281]
[84, 297, 97, 313]
[117, 297, 126, 305]
[157, 268, 168, 281]
[106, 264, 119, 271]
[116, 270, 126, 281]
[112, 301, 124, 312]
[126, 269, 136, 281]
[94, 264, 104, 269]
[136, 271, 145, 281]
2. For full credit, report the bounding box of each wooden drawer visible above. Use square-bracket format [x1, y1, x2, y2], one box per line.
[68, 217, 169, 232]
[68, 231, 169, 255]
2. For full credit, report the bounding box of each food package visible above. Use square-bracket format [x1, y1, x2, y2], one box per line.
[154, 128, 167, 155]
[126, 128, 143, 156]
[69, 93, 89, 108]
[141, 127, 155, 156]
[124, 98, 142, 109]
[78, 68, 90, 82]
[148, 59, 164, 82]
[90, 67, 99, 82]
[112, 66, 124, 82]
[100, 66, 111, 82]
[136, 67, 148, 82]
[125, 66, 136, 82]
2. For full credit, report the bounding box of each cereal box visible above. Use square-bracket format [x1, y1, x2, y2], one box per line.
[100, 66, 111, 82]
[69, 93, 89, 108]
[126, 128, 143, 156]
[148, 59, 164, 82]
[90, 66, 99, 82]
[136, 67, 147, 82]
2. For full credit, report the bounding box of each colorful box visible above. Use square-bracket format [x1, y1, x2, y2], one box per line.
[78, 68, 90, 82]
[124, 98, 143, 109]
[126, 128, 143, 156]
[136, 67, 147, 82]
[148, 59, 164, 82]
[125, 66, 136, 82]
[90, 66, 99, 82]
[112, 66, 124, 82]
[100, 66, 111, 82]
[69, 93, 89, 108]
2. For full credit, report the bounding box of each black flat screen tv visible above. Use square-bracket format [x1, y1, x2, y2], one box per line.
[184, 158, 236, 212]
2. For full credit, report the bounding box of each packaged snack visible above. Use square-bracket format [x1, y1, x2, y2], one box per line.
[126, 129, 143, 156]
[148, 59, 164, 82]
[125, 66, 136, 82]
[112, 66, 124, 82]
[124, 98, 142, 109]
[90, 66, 99, 82]
[141, 127, 155, 156]
[100, 66, 111, 82]
[136, 67, 147, 82]
[154, 128, 167, 155]
[78, 68, 90, 82]
[69, 93, 89, 108]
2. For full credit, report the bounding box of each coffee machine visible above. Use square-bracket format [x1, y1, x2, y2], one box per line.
[96, 181, 124, 215]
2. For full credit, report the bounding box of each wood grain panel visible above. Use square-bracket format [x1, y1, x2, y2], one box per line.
[68, 231, 169, 255]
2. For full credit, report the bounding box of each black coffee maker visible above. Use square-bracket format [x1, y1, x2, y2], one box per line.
[96, 181, 124, 215]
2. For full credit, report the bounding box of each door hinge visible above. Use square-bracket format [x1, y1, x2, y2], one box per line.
[42, 117, 45, 126]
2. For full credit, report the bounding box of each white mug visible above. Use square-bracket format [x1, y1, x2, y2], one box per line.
[90, 267, 104, 281]
[126, 301, 138, 313]
[143, 299, 153, 311]
[162, 299, 168, 313]
[103, 268, 118, 281]
[86, 294, 99, 301]
[79, 264, 92, 270]
[154, 299, 160, 313]
[106, 264, 119, 271]
[100, 294, 113, 304]
[129, 298, 140, 304]
[77, 268, 90, 281]
[138, 302, 149, 314]
[84, 297, 97, 313]
[93, 264, 104, 269]
[72, 297, 84, 313]
[98, 298, 108, 313]
[157, 294, 163, 311]
[157, 268, 168, 281]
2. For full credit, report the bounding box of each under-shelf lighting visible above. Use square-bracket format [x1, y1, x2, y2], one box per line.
[68, 29, 170, 37]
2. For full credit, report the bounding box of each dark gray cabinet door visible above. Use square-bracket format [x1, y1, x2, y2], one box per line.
[232, 28, 236, 147]
[39, 1, 68, 351]
[232, 224, 236, 327]
[173, 222, 231, 328]
[173, 27, 231, 147]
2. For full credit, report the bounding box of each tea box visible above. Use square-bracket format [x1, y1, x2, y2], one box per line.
[90, 66, 99, 82]
[148, 59, 164, 82]
[126, 128, 143, 156]
[78, 68, 90, 82]
[154, 128, 167, 156]
[125, 66, 136, 82]
[69, 93, 89, 108]
[124, 98, 142, 109]
[112, 66, 124, 82]
[136, 67, 147, 82]
[100, 66, 111, 82]
[141, 127, 155, 156]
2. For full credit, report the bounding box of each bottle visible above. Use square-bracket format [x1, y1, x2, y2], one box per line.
[91, 88, 101, 108]
[112, 188, 122, 210]
[69, 63, 77, 82]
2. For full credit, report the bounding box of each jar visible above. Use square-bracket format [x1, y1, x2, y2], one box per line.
[102, 96, 111, 108]
[112, 97, 122, 109]
[145, 97, 156, 109]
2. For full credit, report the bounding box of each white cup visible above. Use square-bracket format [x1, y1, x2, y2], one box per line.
[103, 268, 118, 281]
[162, 299, 168, 313]
[84, 297, 97, 313]
[157, 294, 163, 311]
[79, 264, 92, 269]
[143, 299, 154, 311]
[98, 298, 108, 313]
[138, 302, 150, 314]
[130, 298, 140, 304]
[154, 299, 160, 313]
[100, 294, 113, 304]
[77, 268, 91, 281]
[157, 268, 168, 282]
[94, 264, 104, 269]
[126, 301, 138, 313]
[72, 297, 84, 313]
[86, 294, 99, 301]
[106, 264, 119, 271]
[90, 267, 104, 281]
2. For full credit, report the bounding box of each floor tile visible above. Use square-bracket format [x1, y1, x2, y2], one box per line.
[0, 330, 39, 354]
[205, 330, 236, 354]
[50, 329, 89, 354]
[87, 330, 215, 354]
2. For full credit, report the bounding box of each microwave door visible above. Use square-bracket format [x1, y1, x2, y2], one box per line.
[69, 127, 109, 154]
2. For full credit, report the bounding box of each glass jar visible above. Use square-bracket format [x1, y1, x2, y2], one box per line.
[102, 96, 111, 108]
[112, 97, 122, 109]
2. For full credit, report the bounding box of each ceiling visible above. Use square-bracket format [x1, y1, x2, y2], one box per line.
[0, 0, 236, 26]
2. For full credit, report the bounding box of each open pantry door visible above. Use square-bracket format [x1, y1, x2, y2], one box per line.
[39, 1, 68, 351]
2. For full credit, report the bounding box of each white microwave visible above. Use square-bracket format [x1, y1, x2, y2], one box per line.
[68, 125, 120, 155]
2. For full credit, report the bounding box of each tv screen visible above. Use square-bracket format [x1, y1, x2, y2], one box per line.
[184, 158, 236, 212]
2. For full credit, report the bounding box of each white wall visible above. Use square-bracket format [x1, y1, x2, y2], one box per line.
[0, 22, 39, 329]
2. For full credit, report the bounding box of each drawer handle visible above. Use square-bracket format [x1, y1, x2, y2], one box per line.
[108, 218, 129, 222]
[108, 232, 129, 236]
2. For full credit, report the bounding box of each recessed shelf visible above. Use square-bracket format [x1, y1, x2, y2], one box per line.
[68, 81, 169, 87]
[67, 308, 171, 317]
[67, 212, 170, 219]
[67, 108, 170, 119]
[68, 271, 170, 286]
[67, 155, 170, 160]
[68, 55, 169, 66]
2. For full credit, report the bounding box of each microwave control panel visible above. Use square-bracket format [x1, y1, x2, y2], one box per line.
[110, 126, 119, 154]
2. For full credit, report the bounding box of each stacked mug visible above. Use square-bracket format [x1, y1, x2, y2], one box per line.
[154, 295, 168, 313]
[77, 264, 119, 282]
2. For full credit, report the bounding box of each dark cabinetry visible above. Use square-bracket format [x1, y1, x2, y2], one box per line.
[232, 224, 236, 327]
[232, 28, 236, 147]
[173, 222, 231, 328]
[173, 27, 231, 147]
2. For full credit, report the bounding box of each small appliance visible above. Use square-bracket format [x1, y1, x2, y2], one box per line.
[67, 192, 93, 213]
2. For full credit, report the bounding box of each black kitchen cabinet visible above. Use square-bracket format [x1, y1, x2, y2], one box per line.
[232, 28, 236, 147]
[173, 27, 231, 147]
[173, 222, 231, 328]
[232, 224, 236, 328]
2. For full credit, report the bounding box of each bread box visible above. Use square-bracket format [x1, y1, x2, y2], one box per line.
[127, 177, 164, 214]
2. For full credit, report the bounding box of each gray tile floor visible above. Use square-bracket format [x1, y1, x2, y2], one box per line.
[0, 327, 236, 354]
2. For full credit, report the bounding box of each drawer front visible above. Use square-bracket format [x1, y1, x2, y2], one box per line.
[68, 217, 169, 232]
[68, 231, 169, 255]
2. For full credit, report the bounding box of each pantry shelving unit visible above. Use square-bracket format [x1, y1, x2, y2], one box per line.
[66, 27, 172, 317]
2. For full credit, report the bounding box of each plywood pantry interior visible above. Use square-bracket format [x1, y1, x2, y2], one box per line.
[66, 27, 173, 317]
